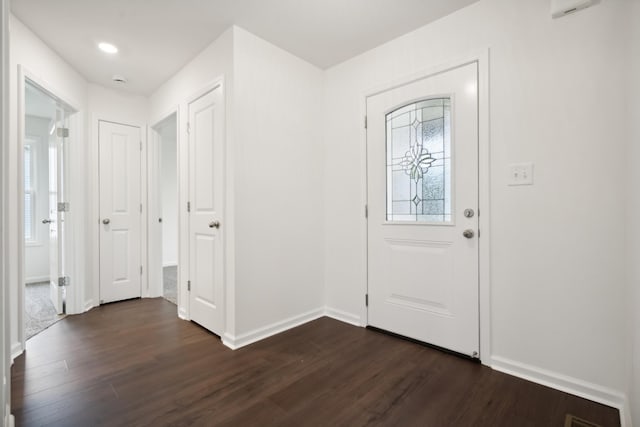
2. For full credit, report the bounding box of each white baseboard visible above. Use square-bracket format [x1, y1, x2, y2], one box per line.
[621, 397, 632, 427]
[178, 307, 188, 321]
[4, 408, 14, 427]
[147, 290, 163, 298]
[491, 356, 630, 427]
[324, 306, 363, 327]
[10, 342, 22, 362]
[222, 307, 325, 350]
[83, 299, 95, 313]
[25, 276, 49, 284]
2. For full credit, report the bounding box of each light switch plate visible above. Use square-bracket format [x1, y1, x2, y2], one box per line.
[508, 162, 534, 186]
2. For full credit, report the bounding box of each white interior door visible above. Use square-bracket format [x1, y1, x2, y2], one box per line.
[47, 108, 67, 313]
[367, 62, 480, 357]
[99, 121, 142, 304]
[188, 85, 224, 335]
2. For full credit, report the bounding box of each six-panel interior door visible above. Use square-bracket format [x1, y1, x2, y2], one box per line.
[99, 121, 142, 304]
[48, 107, 67, 314]
[366, 62, 480, 357]
[188, 85, 224, 335]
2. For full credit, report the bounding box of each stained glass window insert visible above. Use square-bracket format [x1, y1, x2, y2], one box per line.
[386, 98, 451, 222]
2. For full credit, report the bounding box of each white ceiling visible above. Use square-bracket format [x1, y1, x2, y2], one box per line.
[11, 0, 478, 96]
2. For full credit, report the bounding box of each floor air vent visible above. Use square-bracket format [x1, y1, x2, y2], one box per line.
[564, 414, 602, 427]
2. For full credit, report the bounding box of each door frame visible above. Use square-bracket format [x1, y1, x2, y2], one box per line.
[17, 65, 82, 353]
[362, 50, 491, 365]
[90, 115, 148, 307]
[148, 107, 180, 301]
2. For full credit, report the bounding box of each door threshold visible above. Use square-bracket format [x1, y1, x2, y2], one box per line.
[366, 325, 481, 363]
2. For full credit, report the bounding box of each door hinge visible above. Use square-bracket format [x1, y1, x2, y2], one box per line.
[140, 265, 143, 275]
[57, 128, 69, 138]
[57, 202, 70, 212]
[187, 201, 191, 212]
[365, 204, 368, 218]
[58, 276, 70, 287]
[364, 115, 368, 129]
[187, 280, 191, 291]
[365, 294, 369, 307]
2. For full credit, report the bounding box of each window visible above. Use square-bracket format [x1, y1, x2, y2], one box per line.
[24, 144, 36, 242]
[386, 98, 452, 222]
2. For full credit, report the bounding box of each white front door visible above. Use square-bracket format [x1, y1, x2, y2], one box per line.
[367, 62, 480, 357]
[48, 108, 68, 313]
[99, 121, 142, 304]
[188, 85, 224, 335]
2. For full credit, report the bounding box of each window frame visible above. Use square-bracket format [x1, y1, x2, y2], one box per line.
[24, 138, 39, 245]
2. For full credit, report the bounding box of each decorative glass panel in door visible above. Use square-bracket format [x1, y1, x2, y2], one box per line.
[386, 98, 451, 222]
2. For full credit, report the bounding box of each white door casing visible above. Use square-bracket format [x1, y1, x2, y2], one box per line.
[99, 121, 142, 304]
[188, 85, 224, 335]
[148, 125, 163, 299]
[367, 62, 480, 357]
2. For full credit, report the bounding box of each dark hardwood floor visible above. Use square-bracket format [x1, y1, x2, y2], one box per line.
[12, 298, 620, 426]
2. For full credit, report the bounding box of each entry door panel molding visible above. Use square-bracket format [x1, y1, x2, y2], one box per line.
[99, 121, 142, 303]
[367, 62, 480, 357]
[188, 83, 224, 335]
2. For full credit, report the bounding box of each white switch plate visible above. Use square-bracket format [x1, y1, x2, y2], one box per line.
[508, 162, 534, 186]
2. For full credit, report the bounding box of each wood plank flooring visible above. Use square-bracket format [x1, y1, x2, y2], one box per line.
[11, 298, 620, 426]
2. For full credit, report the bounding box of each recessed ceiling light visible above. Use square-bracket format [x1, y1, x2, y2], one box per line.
[98, 42, 118, 54]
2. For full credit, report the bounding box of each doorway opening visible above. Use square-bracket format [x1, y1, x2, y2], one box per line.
[23, 81, 73, 339]
[152, 113, 178, 305]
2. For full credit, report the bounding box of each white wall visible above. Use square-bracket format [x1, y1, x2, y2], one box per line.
[231, 27, 325, 339]
[1, 0, 9, 423]
[149, 27, 234, 322]
[628, 0, 640, 424]
[9, 14, 88, 355]
[159, 118, 177, 266]
[23, 116, 51, 283]
[87, 83, 148, 126]
[323, 0, 630, 412]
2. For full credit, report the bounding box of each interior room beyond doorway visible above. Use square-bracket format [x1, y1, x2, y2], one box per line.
[153, 113, 178, 305]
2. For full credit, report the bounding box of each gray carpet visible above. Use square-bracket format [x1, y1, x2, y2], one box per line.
[163, 266, 177, 305]
[25, 282, 66, 339]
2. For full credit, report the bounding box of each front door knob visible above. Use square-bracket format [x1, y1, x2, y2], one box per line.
[42, 219, 54, 224]
[209, 220, 220, 229]
[102, 218, 110, 225]
[463, 229, 474, 239]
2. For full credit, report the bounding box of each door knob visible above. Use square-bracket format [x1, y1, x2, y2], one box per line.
[42, 219, 54, 224]
[102, 218, 111, 225]
[463, 229, 474, 239]
[209, 220, 220, 229]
